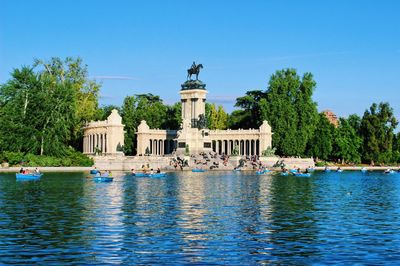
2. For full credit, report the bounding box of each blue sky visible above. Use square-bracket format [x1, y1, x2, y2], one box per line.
[1, 0, 399, 118]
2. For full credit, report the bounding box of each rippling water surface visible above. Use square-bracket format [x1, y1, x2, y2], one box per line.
[1, 171, 400, 264]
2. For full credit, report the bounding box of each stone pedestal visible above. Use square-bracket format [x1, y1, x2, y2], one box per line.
[176, 80, 212, 155]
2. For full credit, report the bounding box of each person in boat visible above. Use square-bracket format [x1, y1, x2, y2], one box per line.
[305, 168, 309, 174]
[34, 168, 40, 174]
[150, 168, 154, 174]
[384, 168, 392, 174]
[19, 167, 24, 173]
[336, 167, 341, 172]
[297, 168, 301, 173]
[103, 171, 109, 177]
[108, 170, 112, 177]
[131, 168, 136, 176]
[156, 168, 161, 173]
[94, 171, 101, 177]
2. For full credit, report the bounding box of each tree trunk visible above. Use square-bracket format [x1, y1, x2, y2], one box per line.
[23, 92, 29, 117]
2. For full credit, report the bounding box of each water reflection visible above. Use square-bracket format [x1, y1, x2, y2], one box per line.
[1, 171, 400, 264]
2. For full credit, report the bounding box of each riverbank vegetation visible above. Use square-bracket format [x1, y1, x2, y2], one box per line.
[1, 58, 399, 166]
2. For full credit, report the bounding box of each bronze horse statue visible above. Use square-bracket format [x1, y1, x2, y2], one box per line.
[187, 63, 203, 80]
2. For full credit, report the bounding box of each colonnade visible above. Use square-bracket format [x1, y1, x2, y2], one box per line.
[148, 139, 176, 156]
[212, 139, 260, 156]
[83, 133, 107, 154]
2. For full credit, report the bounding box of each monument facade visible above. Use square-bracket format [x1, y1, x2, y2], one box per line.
[83, 63, 273, 157]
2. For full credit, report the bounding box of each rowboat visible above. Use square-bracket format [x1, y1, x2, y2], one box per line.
[361, 167, 368, 173]
[90, 170, 99, 174]
[16, 173, 43, 180]
[256, 169, 270, 175]
[133, 172, 167, 177]
[94, 176, 113, 182]
[148, 173, 167, 178]
[384, 169, 395, 174]
[293, 172, 311, 177]
[133, 172, 149, 177]
[192, 169, 205, 172]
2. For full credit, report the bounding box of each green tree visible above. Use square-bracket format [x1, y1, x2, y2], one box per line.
[262, 69, 318, 156]
[164, 102, 181, 129]
[120, 93, 169, 155]
[216, 105, 228, 129]
[33, 57, 100, 150]
[233, 90, 266, 128]
[206, 103, 228, 130]
[359, 102, 398, 164]
[97, 105, 121, 120]
[307, 113, 335, 161]
[332, 117, 362, 163]
[208, 103, 218, 129]
[347, 114, 361, 133]
[121, 96, 137, 155]
[0, 65, 78, 156]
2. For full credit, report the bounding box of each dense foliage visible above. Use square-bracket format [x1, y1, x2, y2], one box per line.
[1, 59, 399, 165]
[0, 149, 93, 167]
[121, 94, 182, 155]
[0, 57, 98, 165]
[232, 68, 400, 164]
[205, 103, 228, 130]
[232, 69, 319, 156]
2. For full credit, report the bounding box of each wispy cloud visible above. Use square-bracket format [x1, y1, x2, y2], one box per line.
[99, 94, 117, 100]
[208, 95, 238, 104]
[91, 75, 139, 80]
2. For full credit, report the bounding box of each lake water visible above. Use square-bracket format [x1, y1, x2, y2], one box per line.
[0, 171, 400, 265]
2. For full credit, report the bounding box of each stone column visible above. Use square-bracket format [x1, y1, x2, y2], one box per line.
[104, 134, 107, 154]
[102, 133, 106, 153]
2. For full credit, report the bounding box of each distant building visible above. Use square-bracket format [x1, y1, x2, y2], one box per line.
[322, 110, 339, 127]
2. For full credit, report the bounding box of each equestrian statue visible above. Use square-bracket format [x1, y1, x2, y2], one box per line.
[187, 61, 203, 80]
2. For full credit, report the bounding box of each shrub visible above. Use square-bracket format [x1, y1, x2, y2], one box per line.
[1, 149, 93, 167]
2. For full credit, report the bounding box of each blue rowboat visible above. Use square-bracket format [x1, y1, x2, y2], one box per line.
[384, 170, 395, 174]
[192, 169, 205, 172]
[293, 173, 311, 177]
[132, 172, 149, 177]
[361, 168, 368, 173]
[256, 169, 270, 175]
[133, 172, 167, 177]
[16, 173, 43, 180]
[90, 170, 99, 174]
[148, 173, 167, 178]
[280, 172, 289, 176]
[94, 176, 113, 182]
[290, 169, 298, 173]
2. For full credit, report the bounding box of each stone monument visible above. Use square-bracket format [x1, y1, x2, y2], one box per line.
[175, 62, 212, 155]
